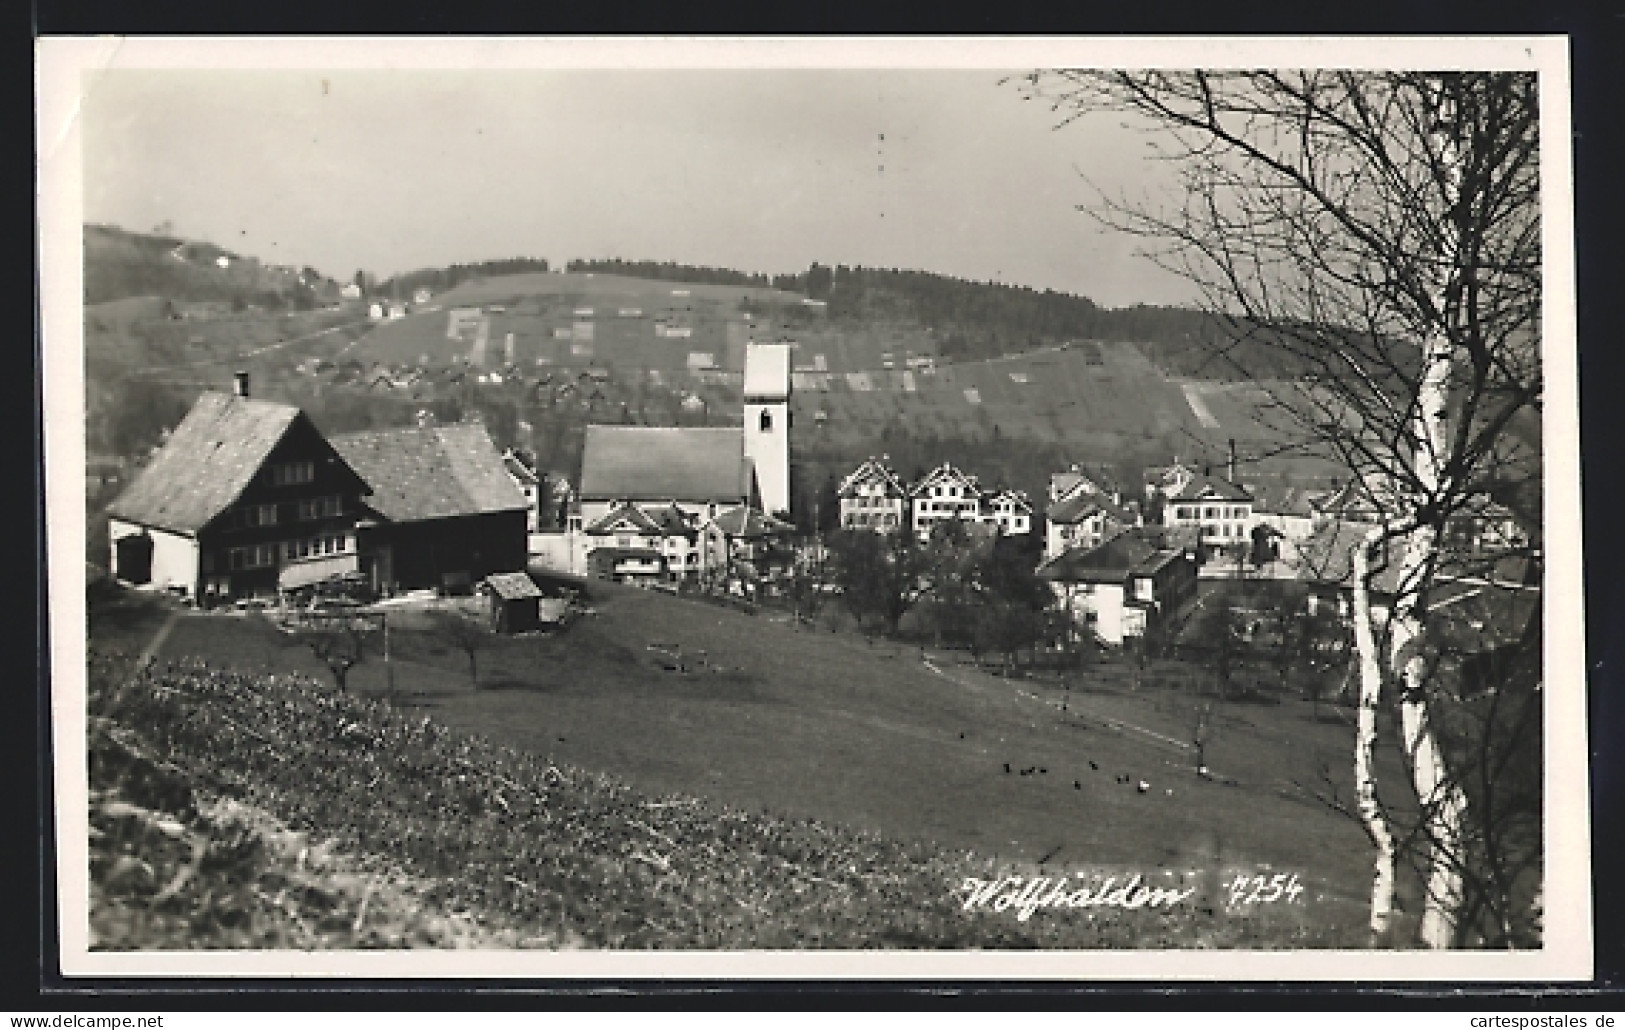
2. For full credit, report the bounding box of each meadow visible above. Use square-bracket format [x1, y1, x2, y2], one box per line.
[97, 578, 1427, 948]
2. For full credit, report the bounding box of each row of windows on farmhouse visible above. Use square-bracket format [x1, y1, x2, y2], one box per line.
[238, 495, 346, 528]
[268, 460, 316, 487]
[208, 533, 353, 572]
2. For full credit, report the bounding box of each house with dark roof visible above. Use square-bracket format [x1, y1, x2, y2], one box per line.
[328, 422, 530, 594]
[106, 381, 371, 604]
[1044, 490, 1137, 563]
[1036, 528, 1197, 645]
[578, 425, 758, 525]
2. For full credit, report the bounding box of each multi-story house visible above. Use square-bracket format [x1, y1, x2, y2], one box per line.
[1158, 473, 1256, 559]
[1044, 491, 1136, 563]
[836, 459, 908, 533]
[106, 376, 372, 604]
[1036, 528, 1199, 646]
[910, 463, 983, 540]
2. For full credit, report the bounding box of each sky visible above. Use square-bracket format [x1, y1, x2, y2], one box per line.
[81, 67, 1197, 308]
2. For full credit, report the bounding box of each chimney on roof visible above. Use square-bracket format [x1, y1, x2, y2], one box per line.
[233, 371, 250, 398]
[1227, 439, 1237, 483]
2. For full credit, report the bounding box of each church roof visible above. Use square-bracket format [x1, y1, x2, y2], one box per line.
[579, 426, 754, 504]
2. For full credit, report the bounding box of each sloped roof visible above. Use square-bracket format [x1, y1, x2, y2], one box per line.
[742, 343, 792, 400]
[501, 451, 539, 485]
[837, 459, 906, 498]
[579, 426, 752, 503]
[1174, 474, 1254, 503]
[483, 571, 543, 600]
[107, 392, 310, 535]
[911, 463, 979, 496]
[709, 505, 793, 539]
[330, 422, 529, 523]
[1036, 529, 1183, 584]
[1291, 521, 1406, 595]
[1050, 466, 1117, 501]
[985, 489, 1033, 513]
[584, 502, 662, 535]
[1047, 491, 1133, 525]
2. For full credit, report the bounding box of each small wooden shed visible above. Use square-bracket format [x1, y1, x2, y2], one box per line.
[480, 571, 544, 634]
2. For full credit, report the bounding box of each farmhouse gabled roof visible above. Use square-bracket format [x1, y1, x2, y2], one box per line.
[107, 392, 354, 535]
[330, 422, 529, 523]
[579, 426, 753, 504]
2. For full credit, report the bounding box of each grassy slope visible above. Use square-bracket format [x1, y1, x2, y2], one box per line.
[146, 584, 1413, 944]
[90, 642, 1349, 949]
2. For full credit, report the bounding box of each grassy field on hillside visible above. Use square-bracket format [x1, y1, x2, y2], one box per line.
[126, 581, 1422, 946]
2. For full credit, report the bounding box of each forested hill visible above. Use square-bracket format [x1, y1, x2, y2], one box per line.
[565, 258, 1299, 380]
[377, 257, 552, 299]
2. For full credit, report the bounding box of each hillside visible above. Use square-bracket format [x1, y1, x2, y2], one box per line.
[87, 579, 1382, 949]
[84, 224, 342, 309]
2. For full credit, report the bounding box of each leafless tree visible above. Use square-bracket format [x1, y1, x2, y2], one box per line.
[1020, 70, 1543, 947]
[430, 608, 493, 688]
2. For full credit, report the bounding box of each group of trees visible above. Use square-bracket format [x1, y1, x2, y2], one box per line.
[374, 257, 552, 300]
[823, 523, 1053, 669]
[1026, 69, 1545, 948]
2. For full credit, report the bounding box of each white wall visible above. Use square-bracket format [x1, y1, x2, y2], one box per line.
[109, 519, 199, 596]
[744, 399, 790, 517]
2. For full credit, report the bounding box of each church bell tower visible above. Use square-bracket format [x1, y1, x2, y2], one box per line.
[742, 342, 792, 518]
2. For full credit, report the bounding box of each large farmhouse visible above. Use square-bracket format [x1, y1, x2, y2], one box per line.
[106, 375, 529, 602]
[106, 381, 372, 604]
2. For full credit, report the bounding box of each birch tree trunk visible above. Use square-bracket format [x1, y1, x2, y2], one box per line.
[1350, 526, 1396, 939]
[1390, 329, 1470, 948]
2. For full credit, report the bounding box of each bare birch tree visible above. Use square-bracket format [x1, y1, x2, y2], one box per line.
[1020, 70, 1543, 947]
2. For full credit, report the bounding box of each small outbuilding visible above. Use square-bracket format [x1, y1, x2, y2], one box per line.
[480, 571, 544, 634]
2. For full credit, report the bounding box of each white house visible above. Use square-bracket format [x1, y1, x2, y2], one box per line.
[910, 463, 983, 540]
[1036, 529, 1199, 646]
[1044, 491, 1135, 563]
[836, 459, 908, 533]
[1158, 473, 1256, 559]
[982, 489, 1034, 536]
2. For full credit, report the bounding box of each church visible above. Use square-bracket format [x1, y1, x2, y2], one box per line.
[567, 343, 794, 583]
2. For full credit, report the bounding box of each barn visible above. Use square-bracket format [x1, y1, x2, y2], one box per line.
[329, 422, 531, 595]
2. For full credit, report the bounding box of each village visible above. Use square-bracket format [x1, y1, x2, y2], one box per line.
[100, 321, 1533, 685]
